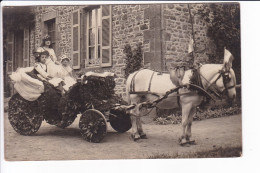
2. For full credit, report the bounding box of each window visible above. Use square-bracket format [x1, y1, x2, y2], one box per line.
[44, 18, 56, 50]
[86, 7, 102, 66]
[71, 6, 112, 69]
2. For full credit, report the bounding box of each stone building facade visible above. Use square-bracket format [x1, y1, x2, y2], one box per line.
[5, 4, 216, 98]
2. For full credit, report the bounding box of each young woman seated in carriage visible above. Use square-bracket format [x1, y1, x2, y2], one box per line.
[9, 47, 65, 101]
[32, 47, 65, 90]
[59, 55, 76, 91]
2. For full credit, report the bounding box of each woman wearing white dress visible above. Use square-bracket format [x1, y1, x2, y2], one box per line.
[59, 55, 76, 91]
[41, 35, 63, 78]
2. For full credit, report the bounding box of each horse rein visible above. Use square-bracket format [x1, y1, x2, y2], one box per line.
[201, 68, 235, 98]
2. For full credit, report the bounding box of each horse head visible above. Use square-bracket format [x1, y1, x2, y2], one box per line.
[206, 49, 237, 104]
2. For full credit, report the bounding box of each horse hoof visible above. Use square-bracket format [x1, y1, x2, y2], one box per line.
[131, 134, 141, 141]
[179, 138, 196, 146]
[179, 137, 188, 146]
[188, 139, 196, 145]
[140, 134, 148, 139]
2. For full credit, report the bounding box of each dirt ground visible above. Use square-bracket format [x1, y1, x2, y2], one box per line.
[4, 110, 242, 161]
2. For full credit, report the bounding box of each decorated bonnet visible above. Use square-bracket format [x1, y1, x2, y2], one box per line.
[60, 55, 71, 62]
[42, 34, 51, 41]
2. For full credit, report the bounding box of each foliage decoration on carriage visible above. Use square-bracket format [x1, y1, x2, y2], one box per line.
[8, 69, 132, 143]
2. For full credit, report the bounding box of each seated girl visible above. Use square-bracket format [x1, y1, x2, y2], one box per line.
[33, 47, 52, 81]
[9, 47, 63, 101]
[33, 47, 64, 90]
[59, 55, 76, 91]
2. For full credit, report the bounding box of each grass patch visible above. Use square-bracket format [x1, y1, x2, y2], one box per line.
[155, 104, 241, 125]
[148, 146, 242, 159]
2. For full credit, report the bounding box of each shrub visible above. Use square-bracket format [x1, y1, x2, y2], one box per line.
[124, 43, 143, 78]
[154, 104, 241, 125]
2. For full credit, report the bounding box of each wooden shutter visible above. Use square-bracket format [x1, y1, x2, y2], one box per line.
[71, 9, 81, 69]
[7, 32, 14, 73]
[23, 28, 30, 67]
[81, 10, 87, 68]
[101, 5, 112, 67]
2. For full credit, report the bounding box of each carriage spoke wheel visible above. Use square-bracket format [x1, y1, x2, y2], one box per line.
[55, 99, 79, 129]
[109, 109, 132, 133]
[8, 94, 43, 136]
[79, 109, 107, 143]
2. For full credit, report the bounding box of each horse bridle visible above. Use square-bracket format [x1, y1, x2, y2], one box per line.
[207, 69, 236, 97]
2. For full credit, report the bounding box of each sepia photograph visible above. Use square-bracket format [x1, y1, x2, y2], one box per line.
[2, 2, 242, 162]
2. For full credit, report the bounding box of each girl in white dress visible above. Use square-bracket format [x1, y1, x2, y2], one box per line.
[59, 55, 76, 91]
[9, 47, 63, 101]
[41, 35, 63, 78]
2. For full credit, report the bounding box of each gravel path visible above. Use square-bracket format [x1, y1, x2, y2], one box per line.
[4, 112, 242, 161]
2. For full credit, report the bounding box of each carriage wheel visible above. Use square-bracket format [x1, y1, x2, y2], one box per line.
[109, 109, 132, 133]
[79, 109, 107, 143]
[55, 99, 79, 129]
[8, 94, 43, 136]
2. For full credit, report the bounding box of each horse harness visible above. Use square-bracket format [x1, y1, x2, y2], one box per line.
[202, 68, 236, 98]
[129, 70, 160, 97]
[129, 69, 190, 109]
[128, 66, 235, 112]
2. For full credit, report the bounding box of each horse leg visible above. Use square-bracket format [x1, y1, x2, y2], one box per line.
[136, 117, 147, 139]
[179, 103, 192, 145]
[185, 107, 196, 143]
[130, 108, 141, 141]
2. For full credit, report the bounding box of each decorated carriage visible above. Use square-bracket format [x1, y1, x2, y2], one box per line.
[8, 71, 132, 143]
[8, 47, 237, 145]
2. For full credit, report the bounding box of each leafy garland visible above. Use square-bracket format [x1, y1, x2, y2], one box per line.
[124, 43, 143, 78]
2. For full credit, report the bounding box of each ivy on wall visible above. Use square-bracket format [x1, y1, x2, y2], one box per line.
[124, 43, 143, 78]
[198, 3, 241, 84]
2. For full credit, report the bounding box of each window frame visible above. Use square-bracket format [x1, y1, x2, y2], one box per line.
[71, 9, 81, 69]
[44, 18, 56, 52]
[86, 7, 101, 67]
[84, 5, 112, 68]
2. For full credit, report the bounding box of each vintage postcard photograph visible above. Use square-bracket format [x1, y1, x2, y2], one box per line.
[2, 2, 241, 162]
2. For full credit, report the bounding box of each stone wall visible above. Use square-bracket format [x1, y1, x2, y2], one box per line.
[33, 6, 79, 62]
[32, 4, 216, 98]
[111, 4, 150, 97]
[163, 3, 216, 70]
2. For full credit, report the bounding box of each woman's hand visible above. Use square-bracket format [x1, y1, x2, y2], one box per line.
[47, 76, 53, 80]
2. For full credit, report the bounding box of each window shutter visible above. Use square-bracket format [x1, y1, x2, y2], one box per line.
[81, 9, 87, 68]
[23, 28, 30, 67]
[71, 9, 81, 69]
[7, 32, 14, 73]
[101, 5, 112, 67]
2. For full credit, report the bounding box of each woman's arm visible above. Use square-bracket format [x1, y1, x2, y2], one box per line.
[49, 49, 61, 65]
[34, 64, 50, 79]
[50, 49, 57, 62]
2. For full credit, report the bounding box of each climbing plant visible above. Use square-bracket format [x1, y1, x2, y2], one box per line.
[198, 3, 241, 83]
[124, 43, 143, 78]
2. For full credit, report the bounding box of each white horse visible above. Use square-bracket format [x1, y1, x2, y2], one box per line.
[126, 56, 237, 145]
